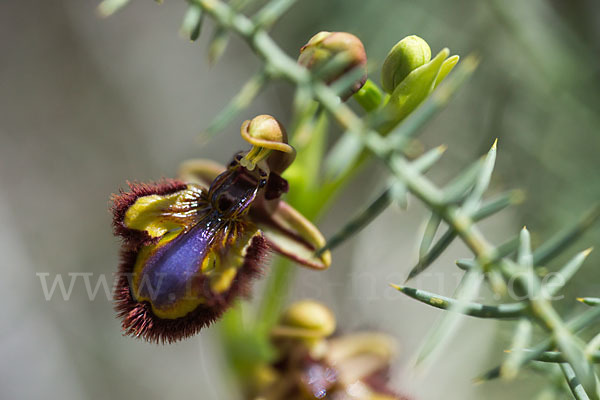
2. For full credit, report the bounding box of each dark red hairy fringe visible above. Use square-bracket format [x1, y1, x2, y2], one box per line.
[114, 235, 269, 344]
[110, 179, 188, 248]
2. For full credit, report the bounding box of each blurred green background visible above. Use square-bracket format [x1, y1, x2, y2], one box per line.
[1, 0, 598, 399]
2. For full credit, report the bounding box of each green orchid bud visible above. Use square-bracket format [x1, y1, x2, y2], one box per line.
[378, 44, 460, 133]
[298, 31, 367, 99]
[381, 35, 431, 94]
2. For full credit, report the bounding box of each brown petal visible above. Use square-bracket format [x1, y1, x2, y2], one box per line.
[255, 201, 331, 270]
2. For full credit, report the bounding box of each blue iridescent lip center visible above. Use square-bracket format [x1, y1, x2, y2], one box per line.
[137, 215, 220, 309]
[135, 164, 266, 311]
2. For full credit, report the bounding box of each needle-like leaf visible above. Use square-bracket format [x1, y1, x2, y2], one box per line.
[542, 248, 593, 298]
[462, 139, 497, 213]
[419, 211, 442, 259]
[578, 298, 600, 307]
[180, 3, 204, 41]
[518, 227, 533, 268]
[391, 284, 526, 318]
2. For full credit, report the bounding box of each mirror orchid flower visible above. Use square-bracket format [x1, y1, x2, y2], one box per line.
[111, 115, 331, 343]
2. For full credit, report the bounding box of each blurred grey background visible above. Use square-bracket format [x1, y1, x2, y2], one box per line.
[1, 0, 598, 399]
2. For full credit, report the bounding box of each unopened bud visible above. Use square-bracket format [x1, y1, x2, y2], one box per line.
[381, 35, 431, 93]
[272, 300, 336, 340]
[298, 31, 367, 99]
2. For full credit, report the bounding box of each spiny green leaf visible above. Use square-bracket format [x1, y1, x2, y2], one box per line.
[542, 248, 593, 298]
[391, 284, 526, 318]
[518, 227, 533, 268]
[463, 139, 497, 213]
[578, 298, 600, 307]
[411, 144, 449, 173]
[419, 211, 442, 259]
[456, 259, 477, 271]
[474, 189, 525, 219]
[180, 4, 204, 41]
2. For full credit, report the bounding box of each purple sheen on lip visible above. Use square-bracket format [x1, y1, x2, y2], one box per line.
[136, 215, 220, 309]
